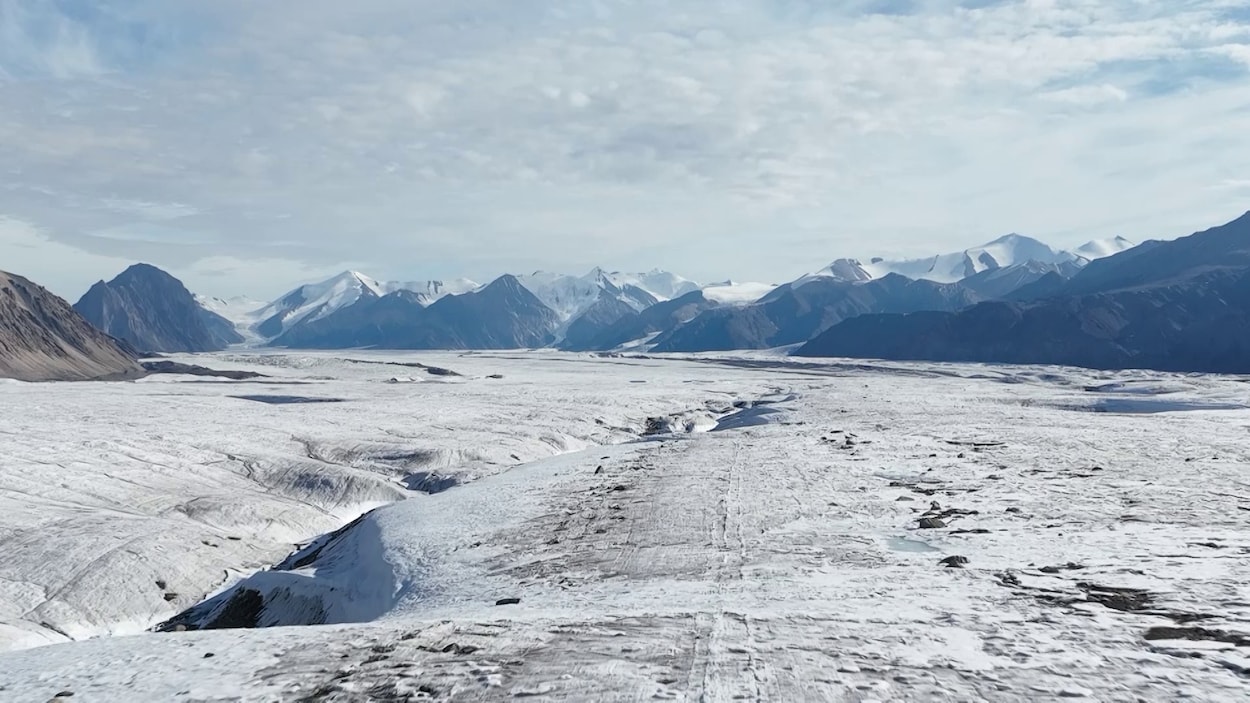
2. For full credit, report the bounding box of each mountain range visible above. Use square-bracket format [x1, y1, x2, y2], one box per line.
[193, 234, 1128, 353]
[796, 213, 1250, 373]
[252, 271, 480, 340]
[273, 275, 560, 350]
[72, 233, 1140, 355]
[13, 217, 1250, 376]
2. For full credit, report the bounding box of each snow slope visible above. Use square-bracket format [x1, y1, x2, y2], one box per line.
[1074, 235, 1136, 260]
[794, 258, 876, 285]
[254, 272, 478, 338]
[699, 280, 778, 304]
[864, 234, 1080, 283]
[195, 295, 267, 325]
[515, 268, 697, 324]
[375, 277, 480, 302]
[603, 268, 701, 300]
[1, 355, 1247, 701]
[195, 295, 268, 343]
[514, 271, 612, 322]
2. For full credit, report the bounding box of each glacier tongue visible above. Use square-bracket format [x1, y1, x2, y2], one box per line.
[0, 353, 1246, 701]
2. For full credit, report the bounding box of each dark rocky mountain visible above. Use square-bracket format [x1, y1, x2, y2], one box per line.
[561, 290, 720, 352]
[74, 264, 243, 353]
[559, 291, 641, 351]
[0, 271, 141, 381]
[421, 274, 559, 348]
[652, 274, 980, 352]
[1063, 213, 1250, 295]
[796, 212, 1250, 372]
[274, 275, 559, 350]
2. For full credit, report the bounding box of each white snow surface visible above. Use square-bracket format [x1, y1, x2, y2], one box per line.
[1, 353, 1249, 701]
[699, 280, 778, 304]
[195, 295, 271, 344]
[863, 234, 1081, 283]
[514, 271, 613, 322]
[253, 271, 383, 333]
[195, 295, 268, 325]
[1073, 235, 1137, 260]
[375, 277, 480, 301]
[606, 268, 702, 300]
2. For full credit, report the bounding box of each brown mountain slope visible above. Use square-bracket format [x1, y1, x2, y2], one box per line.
[0, 271, 142, 381]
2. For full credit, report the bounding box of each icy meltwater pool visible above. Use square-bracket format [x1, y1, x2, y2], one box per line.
[887, 536, 940, 553]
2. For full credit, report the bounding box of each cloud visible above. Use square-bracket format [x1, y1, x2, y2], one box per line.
[99, 198, 200, 221]
[1041, 84, 1130, 106]
[0, 216, 132, 299]
[0, 0, 1248, 297]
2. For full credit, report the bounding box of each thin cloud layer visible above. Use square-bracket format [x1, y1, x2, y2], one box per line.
[1, 0, 1247, 298]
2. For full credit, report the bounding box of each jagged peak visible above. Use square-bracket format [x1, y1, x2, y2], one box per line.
[114, 262, 182, 284]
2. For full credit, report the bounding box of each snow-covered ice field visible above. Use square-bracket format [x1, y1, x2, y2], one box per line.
[0, 352, 1248, 701]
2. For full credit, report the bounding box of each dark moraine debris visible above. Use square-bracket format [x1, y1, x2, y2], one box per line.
[158, 588, 264, 631]
[403, 472, 460, 494]
[276, 512, 375, 571]
[1144, 626, 1250, 646]
[343, 358, 461, 376]
[142, 360, 267, 380]
[230, 395, 346, 405]
[1079, 583, 1153, 612]
[1040, 562, 1086, 574]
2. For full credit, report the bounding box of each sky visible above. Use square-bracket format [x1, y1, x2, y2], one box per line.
[0, 0, 1248, 300]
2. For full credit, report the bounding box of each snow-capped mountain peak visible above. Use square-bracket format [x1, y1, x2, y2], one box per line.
[254, 271, 381, 336]
[794, 259, 874, 287]
[796, 233, 1139, 290]
[575, 268, 701, 302]
[254, 271, 478, 339]
[517, 268, 701, 325]
[840, 232, 1085, 281]
[625, 269, 702, 300]
[1073, 236, 1135, 261]
[864, 234, 1074, 283]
